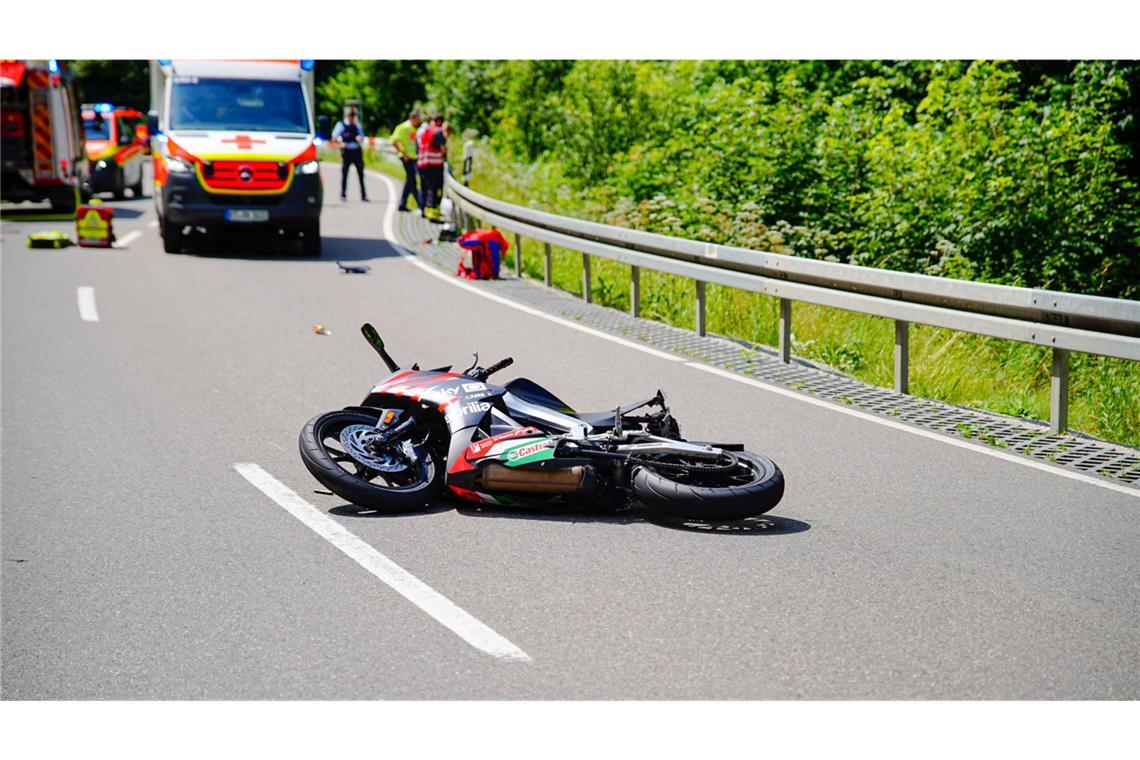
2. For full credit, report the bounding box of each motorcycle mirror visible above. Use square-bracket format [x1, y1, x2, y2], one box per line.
[360, 323, 400, 373]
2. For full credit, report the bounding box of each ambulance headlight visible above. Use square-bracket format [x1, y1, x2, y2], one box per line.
[297, 160, 320, 175]
[96, 160, 108, 170]
[164, 155, 194, 174]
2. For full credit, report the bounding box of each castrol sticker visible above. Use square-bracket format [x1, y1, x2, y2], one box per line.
[508, 441, 550, 460]
[503, 439, 556, 467]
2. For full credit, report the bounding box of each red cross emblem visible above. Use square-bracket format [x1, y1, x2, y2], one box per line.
[221, 135, 266, 150]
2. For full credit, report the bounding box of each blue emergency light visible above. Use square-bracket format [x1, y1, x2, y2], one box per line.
[48, 59, 59, 73]
[157, 59, 172, 66]
[300, 60, 315, 71]
[95, 103, 114, 113]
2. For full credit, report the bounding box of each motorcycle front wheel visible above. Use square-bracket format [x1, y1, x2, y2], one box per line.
[299, 410, 442, 512]
[630, 450, 784, 521]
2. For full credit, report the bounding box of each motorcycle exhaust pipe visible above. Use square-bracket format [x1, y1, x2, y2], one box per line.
[480, 462, 594, 495]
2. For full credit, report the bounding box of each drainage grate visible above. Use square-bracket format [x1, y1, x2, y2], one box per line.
[397, 213, 1140, 489]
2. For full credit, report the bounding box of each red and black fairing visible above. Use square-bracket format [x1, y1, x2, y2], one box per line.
[445, 426, 545, 502]
[361, 369, 508, 499]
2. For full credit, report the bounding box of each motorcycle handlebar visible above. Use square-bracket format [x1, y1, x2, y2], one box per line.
[475, 357, 513, 380]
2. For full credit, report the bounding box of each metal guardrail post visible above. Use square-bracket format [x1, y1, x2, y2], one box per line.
[514, 233, 522, 277]
[582, 254, 592, 302]
[1051, 348, 1069, 434]
[631, 266, 641, 317]
[544, 242, 552, 286]
[462, 140, 474, 186]
[894, 320, 910, 394]
[779, 298, 792, 363]
[696, 281, 707, 336]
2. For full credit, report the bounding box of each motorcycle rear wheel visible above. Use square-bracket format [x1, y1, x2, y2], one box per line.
[631, 450, 784, 521]
[299, 410, 442, 512]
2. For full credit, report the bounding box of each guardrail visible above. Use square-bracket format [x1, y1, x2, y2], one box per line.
[444, 159, 1140, 434]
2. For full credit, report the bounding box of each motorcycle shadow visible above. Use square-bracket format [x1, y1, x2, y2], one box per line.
[458, 504, 808, 535]
[325, 496, 809, 536]
[333, 499, 805, 536]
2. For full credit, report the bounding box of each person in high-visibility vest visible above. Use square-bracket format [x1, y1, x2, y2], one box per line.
[416, 114, 452, 222]
[390, 108, 423, 212]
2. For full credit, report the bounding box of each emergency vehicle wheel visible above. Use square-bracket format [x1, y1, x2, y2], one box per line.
[161, 217, 184, 254]
[113, 168, 127, 200]
[302, 222, 321, 257]
[130, 171, 145, 199]
[50, 192, 76, 214]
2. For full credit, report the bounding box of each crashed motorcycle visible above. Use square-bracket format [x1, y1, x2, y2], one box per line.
[298, 324, 785, 520]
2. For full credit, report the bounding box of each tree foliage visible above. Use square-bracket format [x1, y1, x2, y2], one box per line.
[427, 60, 1139, 298]
[69, 60, 150, 111]
[315, 60, 428, 134]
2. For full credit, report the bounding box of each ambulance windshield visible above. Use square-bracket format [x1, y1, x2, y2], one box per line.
[170, 78, 309, 134]
[84, 115, 111, 140]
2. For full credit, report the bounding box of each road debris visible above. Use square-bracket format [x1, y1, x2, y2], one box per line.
[336, 261, 371, 274]
[27, 230, 74, 249]
[313, 324, 331, 336]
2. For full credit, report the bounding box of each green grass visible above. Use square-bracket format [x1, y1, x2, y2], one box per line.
[465, 147, 1140, 448]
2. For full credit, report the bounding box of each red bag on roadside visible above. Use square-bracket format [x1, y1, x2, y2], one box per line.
[457, 229, 509, 280]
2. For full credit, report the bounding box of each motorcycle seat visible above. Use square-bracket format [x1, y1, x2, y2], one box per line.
[504, 378, 656, 431]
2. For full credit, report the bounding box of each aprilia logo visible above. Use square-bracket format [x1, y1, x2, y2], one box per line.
[456, 401, 491, 415]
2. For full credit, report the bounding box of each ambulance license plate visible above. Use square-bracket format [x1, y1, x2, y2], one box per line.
[225, 209, 269, 222]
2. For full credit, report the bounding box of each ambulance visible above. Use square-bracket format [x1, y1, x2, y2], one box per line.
[149, 60, 322, 255]
[82, 103, 147, 199]
[1, 59, 90, 213]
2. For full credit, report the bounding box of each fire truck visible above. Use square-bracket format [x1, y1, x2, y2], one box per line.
[149, 60, 322, 255]
[1, 59, 90, 213]
[83, 103, 147, 199]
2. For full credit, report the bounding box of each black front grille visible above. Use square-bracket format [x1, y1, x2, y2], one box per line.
[208, 193, 284, 207]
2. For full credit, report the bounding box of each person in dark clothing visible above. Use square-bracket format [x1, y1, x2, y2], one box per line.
[332, 109, 367, 201]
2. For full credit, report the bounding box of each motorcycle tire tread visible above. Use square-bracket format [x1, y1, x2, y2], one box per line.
[298, 411, 442, 512]
[631, 451, 785, 521]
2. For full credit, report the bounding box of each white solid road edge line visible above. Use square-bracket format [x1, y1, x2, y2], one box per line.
[370, 170, 682, 363]
[77, 286, 99, 322]
[369, 170, 1140, 501]
[233, 462, 532, 662]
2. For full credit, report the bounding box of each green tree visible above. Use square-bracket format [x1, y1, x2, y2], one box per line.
[69, 60, 149, 111]
[316, 60, 428, 134]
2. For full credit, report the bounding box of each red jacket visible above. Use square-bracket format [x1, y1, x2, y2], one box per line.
[417, 125, 445, 168]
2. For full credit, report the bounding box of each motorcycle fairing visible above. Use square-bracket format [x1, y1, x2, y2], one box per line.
[363, 370, 505, 432]
[448, 427, 588, 505]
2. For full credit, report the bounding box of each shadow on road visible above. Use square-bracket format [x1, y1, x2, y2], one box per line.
[103, 206, 147, 220]
[185, 234, 399, 262]
[327, 496, 809, 537]
[0, 206, 75, 222]
[2, 201, 147, 222]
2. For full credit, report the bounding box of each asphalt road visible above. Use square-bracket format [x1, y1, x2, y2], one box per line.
[2, 166, 1138, 699]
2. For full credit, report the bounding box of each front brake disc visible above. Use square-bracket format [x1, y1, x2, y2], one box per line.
[339, 424, 412, 472]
